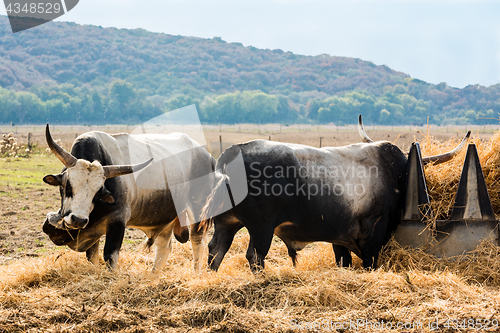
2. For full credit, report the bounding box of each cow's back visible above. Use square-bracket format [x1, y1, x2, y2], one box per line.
[219, 139, 406, 243]
[76, 131, 214, 229]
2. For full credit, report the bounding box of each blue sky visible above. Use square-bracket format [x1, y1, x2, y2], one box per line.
[3, 0, 500, 88]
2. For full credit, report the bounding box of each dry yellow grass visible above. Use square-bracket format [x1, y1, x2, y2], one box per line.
[2, 128, 500, 332]
[1, 233, 500, 332]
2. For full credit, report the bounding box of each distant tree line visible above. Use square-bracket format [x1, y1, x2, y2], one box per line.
[1, 17, 500, 125]
[1, 79, 498, 125]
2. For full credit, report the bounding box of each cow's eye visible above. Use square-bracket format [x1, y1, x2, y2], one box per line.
[65, 181, 73, 198]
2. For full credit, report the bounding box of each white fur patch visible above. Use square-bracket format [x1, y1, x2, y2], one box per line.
[62, 160, 105, 226]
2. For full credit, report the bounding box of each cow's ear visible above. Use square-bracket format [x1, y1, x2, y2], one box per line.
[99, 188, 115, 204]
[43, 174, 63, 186]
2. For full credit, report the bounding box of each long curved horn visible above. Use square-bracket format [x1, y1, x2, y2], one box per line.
[46, 124, 77, 168]
[358, 114, 374, 143]
[422, 131, 471, 165]
[103, 158, 154, 179]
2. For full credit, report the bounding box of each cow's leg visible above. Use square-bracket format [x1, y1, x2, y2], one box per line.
[333, 245, 352, 268]
[208, 217, 243, 271]
[361, 252, 378, 269]
[360, 238, 383, 269]
[152, 222, 174, 273]
[285, 243, 298, 267]
[185, 208, 207, 272]
[174, 213, 189, 243]
[359, 216, 389, 269]
[86, 240, 100, 265]
[190, 222, 206, 272]
[245, 228, 274, 273]
[103, 221, 126, 270]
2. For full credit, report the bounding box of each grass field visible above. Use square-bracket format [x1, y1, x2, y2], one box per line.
[1, 125, 500, 332]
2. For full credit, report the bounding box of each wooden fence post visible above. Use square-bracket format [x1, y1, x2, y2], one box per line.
[219, 135, 223, 155]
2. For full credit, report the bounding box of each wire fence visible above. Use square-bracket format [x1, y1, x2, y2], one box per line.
[1, 123, 498, 136]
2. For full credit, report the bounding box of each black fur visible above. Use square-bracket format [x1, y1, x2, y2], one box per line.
[207, 140, 407, 272]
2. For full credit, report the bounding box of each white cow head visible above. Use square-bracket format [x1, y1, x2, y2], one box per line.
[43, 125, 152, 229]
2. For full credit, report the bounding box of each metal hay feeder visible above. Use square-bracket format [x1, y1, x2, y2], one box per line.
[394, 142, 499, 257]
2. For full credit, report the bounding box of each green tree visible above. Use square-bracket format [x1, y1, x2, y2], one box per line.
[110, 80, 135, 121]
[379, 109, 391, 124]
[165, 95, 195, 111]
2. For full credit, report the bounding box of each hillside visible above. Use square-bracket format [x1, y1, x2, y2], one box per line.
[0, 16, 406, 96]
[1, 16, 500, 125]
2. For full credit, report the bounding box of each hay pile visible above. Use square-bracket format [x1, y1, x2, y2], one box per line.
[421, 130, 500, 220]
[1, 234, 500, 332]
[2, 130, 500, 332]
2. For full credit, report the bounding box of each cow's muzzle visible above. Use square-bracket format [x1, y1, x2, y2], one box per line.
[43, 213, 79, 246]
[64, 214, 89, 229]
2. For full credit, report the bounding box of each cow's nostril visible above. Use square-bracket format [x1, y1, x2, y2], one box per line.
[70, 215, 88, 228]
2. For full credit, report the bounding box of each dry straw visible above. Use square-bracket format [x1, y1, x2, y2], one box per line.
[421, 129, 500, 220]
[1, 130, 500, 332]
[2, 234, 500, 332]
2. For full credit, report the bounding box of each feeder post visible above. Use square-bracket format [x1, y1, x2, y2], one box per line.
[429, 143, 498, 257]
[393, 142, 433, 249]
[449, 144, 495, 221]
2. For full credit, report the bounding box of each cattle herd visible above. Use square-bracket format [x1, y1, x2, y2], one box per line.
[42, 115, 471, 273]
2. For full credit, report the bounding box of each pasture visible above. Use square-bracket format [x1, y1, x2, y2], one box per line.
[1, 124, 500, 332]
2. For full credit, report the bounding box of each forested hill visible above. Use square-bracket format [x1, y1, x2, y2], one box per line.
[0, 16, 406, 96]
[1, 15, 500, 125]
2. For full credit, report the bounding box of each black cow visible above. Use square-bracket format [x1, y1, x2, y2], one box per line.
[201, 116, 470, 271]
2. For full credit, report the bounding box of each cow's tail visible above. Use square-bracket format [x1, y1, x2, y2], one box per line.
[200, 169, 230, 232]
